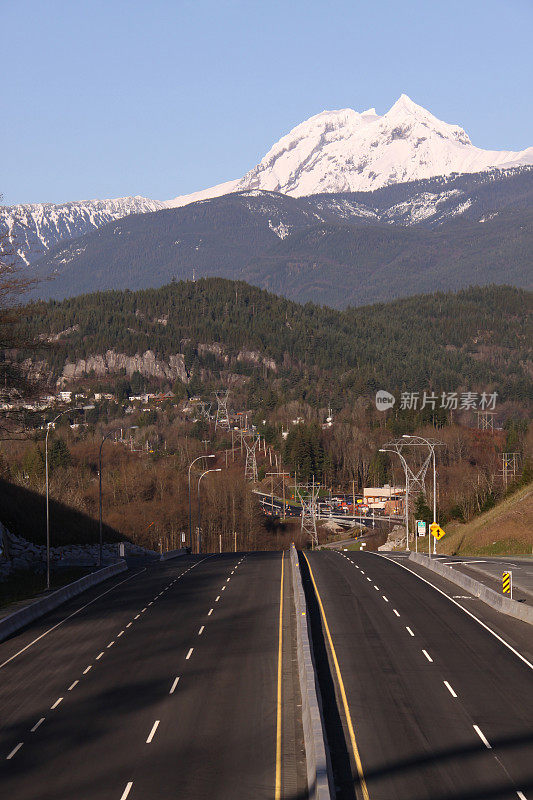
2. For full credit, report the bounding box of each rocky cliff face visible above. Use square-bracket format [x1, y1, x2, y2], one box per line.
[61, 350, 188, 385]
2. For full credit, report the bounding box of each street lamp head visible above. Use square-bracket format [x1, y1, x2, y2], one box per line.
[379, 449, 386, 453]
[214, 468, 222, 472]
[207, 454, 215, 458]
[402, 434, 412, 438]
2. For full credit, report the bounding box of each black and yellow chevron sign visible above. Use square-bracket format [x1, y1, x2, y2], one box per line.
[502, 571, 512, 595]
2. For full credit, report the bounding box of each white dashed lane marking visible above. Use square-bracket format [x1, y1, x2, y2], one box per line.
[6, 742, 23, 760]
[444, 681, 457, 698]
[96, 652, 104, 660]
[215, 596, 220, 602]
[83, 665, 92, 674]
[68, 681, 79, 691]
[31, 718, 45, 732]
[169, 677, 180, 694]
[120, 781, 133, 800]
[146, 720, 160, 743]
[198, 626, 204, 635]
[473, 725, 491, 749]
[186, 648, 194, 660]
[208, 608, 213, 616]
[51, 697, 63, 709]
[422, 649, 433, 663]
[406, 627, 415, 637]
[393, 609, 400, 617]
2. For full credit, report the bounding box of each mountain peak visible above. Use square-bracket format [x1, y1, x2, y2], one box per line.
[164, 97, 533, 205]
[388, 93, 426, 115]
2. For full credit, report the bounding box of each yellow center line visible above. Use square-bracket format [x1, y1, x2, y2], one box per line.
[302, 551, 370, 800]
[275, 551, 284, 800]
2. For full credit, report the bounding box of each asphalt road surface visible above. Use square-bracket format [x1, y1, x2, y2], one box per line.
[303, 549, 533, 800]
[0, 552, 301, 800]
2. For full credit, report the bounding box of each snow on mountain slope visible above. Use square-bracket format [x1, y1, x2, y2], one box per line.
[1, 196, 164, 265]
[167, 94, 533, 205]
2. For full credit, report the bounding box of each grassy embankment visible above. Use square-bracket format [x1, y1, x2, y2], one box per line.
[438, 482, 533, 556]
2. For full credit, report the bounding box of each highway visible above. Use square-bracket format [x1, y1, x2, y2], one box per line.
[0, 552, 306, 800]
[302, 549, 533, 800]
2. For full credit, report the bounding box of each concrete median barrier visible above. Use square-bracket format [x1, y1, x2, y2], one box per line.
[0, 560, 128, 643]
[290, 545, 332, 800]
[409, 552, 533, 625]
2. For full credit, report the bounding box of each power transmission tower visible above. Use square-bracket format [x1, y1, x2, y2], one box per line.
[477, 411, 495, 433]
[214, 390, 230, 431]
[197, 400, 212, 423]
[297, 477, 321, 549]
[380, 437, 444, 551]
[501, 452, 520, 488]
[243, 434, 259, 482]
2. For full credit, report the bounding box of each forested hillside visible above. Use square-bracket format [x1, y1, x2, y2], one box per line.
[18, 280, 533, 405]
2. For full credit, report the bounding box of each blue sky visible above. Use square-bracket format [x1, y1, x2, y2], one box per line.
[3, 0, 532, 205]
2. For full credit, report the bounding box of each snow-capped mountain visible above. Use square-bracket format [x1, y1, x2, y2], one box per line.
[1, 196, 164, 265]
[166, 94, 533, 207]
[3, 94, 532, 268]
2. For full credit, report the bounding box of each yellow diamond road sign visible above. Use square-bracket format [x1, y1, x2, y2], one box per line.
[430, 522, 446, 540]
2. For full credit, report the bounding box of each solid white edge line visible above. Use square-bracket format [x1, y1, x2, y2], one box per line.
[0, 568, 148, 671]
[473, 724, 492, 749]
[31, 718, 45, 732]
[169, 677, 180, 694]
[422, 649, 433, 662]
[51, 697, 63, 709]
[146, 720, 160, 743]
[68, 680, 79, 691]
[120, 781, 133, 800]
[444, 680, 457, 698]
[6, 742, 23, 759]
[186, 648, 193, 659]
[374, 553, 533, 671]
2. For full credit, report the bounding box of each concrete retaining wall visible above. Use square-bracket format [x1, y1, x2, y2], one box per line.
[0, 560, 128, 643]
[160, 548, 188, 561]
[409, 552, 533, 625]
[290, 545, 332, 800]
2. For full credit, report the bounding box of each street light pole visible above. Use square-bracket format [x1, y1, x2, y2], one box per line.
[188, 454, 215, 550]
[197, 468, 221, 554]
[380, 447, 411, 551]
[45, 405, 94, 590]
[99, 425, 137, 567]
